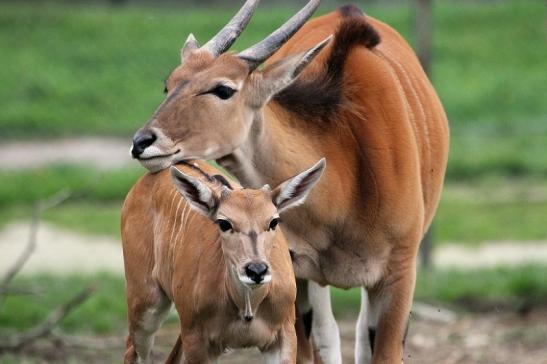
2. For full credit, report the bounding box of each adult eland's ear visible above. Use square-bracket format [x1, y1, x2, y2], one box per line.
[248, 36, 332, 106]
[170, 166, 217, 217]
[271, 158, 326, 213]
[181, 33, 200, 63]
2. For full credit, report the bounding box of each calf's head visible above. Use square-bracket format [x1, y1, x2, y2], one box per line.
[170, 158, 325, 287]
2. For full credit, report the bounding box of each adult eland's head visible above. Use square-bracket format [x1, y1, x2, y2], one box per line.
[130, 0, 330, 172]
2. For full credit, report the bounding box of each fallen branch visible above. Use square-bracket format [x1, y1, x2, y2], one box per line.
[0, 286, 94, 352]
[0, 189, 72, 296]
[0, 285, 43, 297]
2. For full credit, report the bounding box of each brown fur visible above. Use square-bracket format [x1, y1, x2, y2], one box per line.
[122, 162, 297, 363]
[129, 3, 449, 363]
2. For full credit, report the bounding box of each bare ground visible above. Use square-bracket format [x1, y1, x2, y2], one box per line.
[4, 308, 547, 364]
[0, 138, 131, 170]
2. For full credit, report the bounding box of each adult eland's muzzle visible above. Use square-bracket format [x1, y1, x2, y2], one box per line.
[131, 130, 157, 158]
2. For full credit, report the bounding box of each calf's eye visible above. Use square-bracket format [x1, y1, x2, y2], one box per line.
[216, 219, 233, 232]
[268, 218, 280, 231]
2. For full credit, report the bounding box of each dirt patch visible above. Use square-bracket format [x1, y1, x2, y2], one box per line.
[434, 241, 547, 268]
[0, 138, 131, 170]
[2, 222, 547, 276]
[5, 309, 547, 363]
[0, 222, 123, 276]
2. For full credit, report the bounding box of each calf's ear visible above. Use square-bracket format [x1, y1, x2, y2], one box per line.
[271, 158, 326, 213]
[170, 166, 217, 217]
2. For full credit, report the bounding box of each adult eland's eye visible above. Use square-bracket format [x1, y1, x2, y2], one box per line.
[209, 85, 236, 100]
[268, 217, 281, 231]
[216, 219, 233, 232]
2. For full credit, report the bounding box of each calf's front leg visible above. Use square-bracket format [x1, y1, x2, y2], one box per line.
[124, 285, 171, 364]
[180, 332, 213, 364]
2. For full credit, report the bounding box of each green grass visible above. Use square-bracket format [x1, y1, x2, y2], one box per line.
[0, 273, 128, 335]
[0, 3, 316, 138]
[447, 131, 547, 180]
[2, 266, 546, 336]
[0, 1, 545, 179]
[45, 202, 123, 237]
[0, 165, 143, 207]
[0, 202, 122, 237]
[431, 2, 546, 126]
[434, 177, 547, 244]
[435, 198, 547, 244]
[332, 265, 547, 315]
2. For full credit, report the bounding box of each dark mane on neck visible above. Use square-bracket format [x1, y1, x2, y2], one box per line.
[273, 5, 380, 121]
[178, 161, 233, 190]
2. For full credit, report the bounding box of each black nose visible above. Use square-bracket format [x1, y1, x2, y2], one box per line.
[245, 262, 269, 284]
[131, 130, 157, 158]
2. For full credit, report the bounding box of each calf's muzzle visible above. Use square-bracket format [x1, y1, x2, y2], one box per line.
[245, 262, 269, 284]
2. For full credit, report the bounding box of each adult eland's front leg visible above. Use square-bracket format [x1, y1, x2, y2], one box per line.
[308, 281, 342, 364]
[354, 288, 374, 363]
[294, 279, 314, 364]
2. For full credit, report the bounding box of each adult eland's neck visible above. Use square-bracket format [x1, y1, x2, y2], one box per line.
[220, 104, 321, 189]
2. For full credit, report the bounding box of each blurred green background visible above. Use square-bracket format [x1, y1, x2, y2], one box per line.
[0, 0, 546, 357]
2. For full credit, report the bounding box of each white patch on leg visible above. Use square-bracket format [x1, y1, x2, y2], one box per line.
[308, 282, 342, 364]
[355, 288, 372, 364]
[263, 348, 281, 364]
[133, 299, 172, 364]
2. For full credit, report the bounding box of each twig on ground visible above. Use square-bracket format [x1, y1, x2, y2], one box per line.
[51, 332, 125, 351]
[0, 188, 105, 355]
[0, 286, 95, 352]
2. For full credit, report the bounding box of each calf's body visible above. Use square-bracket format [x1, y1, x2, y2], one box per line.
[122, 160, 325, 363]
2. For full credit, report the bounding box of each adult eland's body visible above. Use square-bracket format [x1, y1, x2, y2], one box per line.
[129, 0, 449, 362]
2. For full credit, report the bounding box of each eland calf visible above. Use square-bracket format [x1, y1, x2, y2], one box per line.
[121, 159, 325, 363]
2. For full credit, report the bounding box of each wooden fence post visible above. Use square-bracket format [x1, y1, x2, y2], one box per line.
[413, 0, 435, 268]
[414, 0, 433, 75]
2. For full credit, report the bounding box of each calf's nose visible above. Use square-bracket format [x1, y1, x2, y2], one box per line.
[131, 130, 157, 158]
[245, 262, 269, 284]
